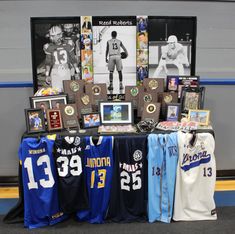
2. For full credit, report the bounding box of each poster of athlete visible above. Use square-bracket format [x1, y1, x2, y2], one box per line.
[148, 16, 197, 79]
[92, 16, 137, 94]
[31, 17, 81, 93]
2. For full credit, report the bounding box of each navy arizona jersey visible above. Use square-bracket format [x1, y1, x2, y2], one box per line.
[108, 135, 148, 222]
[77, 136, 113, 223]
[54, 136, 89, 214]
[18, 135, 66, 229]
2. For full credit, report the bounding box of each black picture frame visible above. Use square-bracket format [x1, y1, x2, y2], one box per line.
[166, 103, 181, 121]
[180, 86, 205, 113]
[25, 108, 46, 134]
[31, 17, 81, 93]
[99, 101, 133, 125]
[81, 112, 101, 129]
[148, 16, 197, 78]
[30, 94, 68, 110]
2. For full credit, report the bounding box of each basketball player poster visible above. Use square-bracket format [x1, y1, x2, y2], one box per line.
[92, 16, 137, 95]
[148, 16, 197, 79]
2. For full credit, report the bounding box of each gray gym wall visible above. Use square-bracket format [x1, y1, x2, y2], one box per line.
[0, 0, 234, 176]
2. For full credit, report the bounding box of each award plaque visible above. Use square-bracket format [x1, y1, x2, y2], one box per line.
[46, 109, 63, 131]
[138, 91, 158, 117]
[158, 92, 178, 117]
[125, 85, 144, 108]
[141, 102, 161, 122]
[63, 80, 85, 103]
[143, 78, 164, 93]
[85, 83, 107, 106]
[75, 93, 93, 118]
[60, 104, 79, 129]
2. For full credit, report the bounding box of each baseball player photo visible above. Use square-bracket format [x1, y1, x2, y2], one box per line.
[31, 17, 81, 93]
[148, 16, 196, 79]
[92, 16, 137, 94]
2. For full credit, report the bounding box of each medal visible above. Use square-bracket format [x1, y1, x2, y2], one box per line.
[164, 94, 173, 103]
[92, 85, 101, 96]
[149, 80, 158, 90]
[70, 81, 80, 92]
[81, 95, 90, 105]
[130, 87, 139, 97]
[146, 103, 156, 114]
[65, 105, 75, 116]
[143, 94, 152, 102]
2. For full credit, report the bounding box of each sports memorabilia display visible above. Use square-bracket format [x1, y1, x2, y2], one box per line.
[14, 14, 218, 229]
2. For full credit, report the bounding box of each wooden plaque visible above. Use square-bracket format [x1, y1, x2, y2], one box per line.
[63, 80, 85, 103]
[125, 85, 144, 109]
[143, 78, 164, 93]
[85, 83, 107, 105]
[138, 91, 158, 117]
[75, 93, 93, 119]
[46, 109, 63, 131]
[158, 92, 178, 117]
[60, 104, 79, 129]
[141, 102, 161, 122]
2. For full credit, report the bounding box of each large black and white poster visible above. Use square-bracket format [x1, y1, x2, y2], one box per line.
[148, 16, 196, 79]
[31, 17, 81, 93]
[92, 16, 137, 94]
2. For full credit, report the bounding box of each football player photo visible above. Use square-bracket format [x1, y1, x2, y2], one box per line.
[31, 17, 81, 93]
[92, 16, 137, 94]
[148, 16, 196, 79]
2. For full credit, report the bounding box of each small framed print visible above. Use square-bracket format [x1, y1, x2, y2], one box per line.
[167, 76, 179, 92]
[46, 109, 63, 131]
[178, 76, 200, 98]
[99, 101, 133, 125]
[25, 108, 46, 134]
[60, 104, 79, 129]
[81, 112, 101, 129]
[181, 87, 205, 113]
[141, 102, 161, 122]
[30, 94, 68, 109]
[166, 103, 181, 121]
[188, 109, 210, 126]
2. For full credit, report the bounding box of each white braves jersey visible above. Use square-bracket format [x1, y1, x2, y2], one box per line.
[173, 131, 217, 221]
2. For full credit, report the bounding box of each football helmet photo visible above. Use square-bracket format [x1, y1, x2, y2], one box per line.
[49, 25, 63, 44]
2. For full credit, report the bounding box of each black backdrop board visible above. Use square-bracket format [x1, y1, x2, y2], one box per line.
[148, 16, 197, 79]
[92, 16, 137, 95]
[31, 17, 81, 93]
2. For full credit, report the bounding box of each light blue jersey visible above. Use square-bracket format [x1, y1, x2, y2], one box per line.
[147, 133, 178, 223]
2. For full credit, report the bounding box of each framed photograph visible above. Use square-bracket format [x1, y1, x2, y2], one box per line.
[81, 112, 101, 129]
[92, 16, 137, 94]
[99, 101, 133, 125]
[188, 109, 210, 126]
[166, 103, 181, 121]
[30, 94, 68, 109]
[25, 108, 46, 134]
[167, 76, 179, 92]
[181, 87, 205, 113]
[46, 109, 63, 131]
[31, 17, 81, 93]
[178, 75, 200, 98]
[148, 16, 197, 79]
